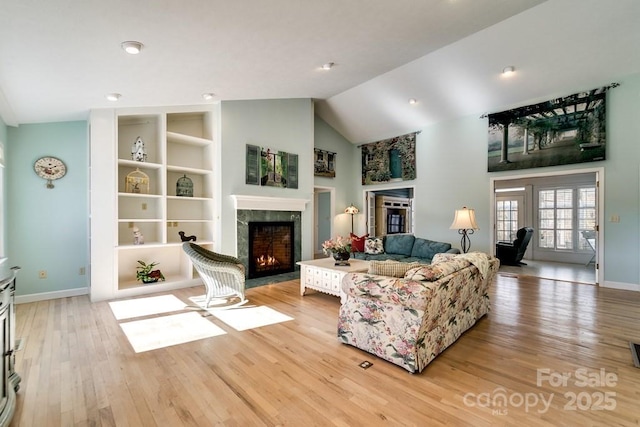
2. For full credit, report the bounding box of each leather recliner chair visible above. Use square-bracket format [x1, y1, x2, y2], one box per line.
[496, 227, 534, 266]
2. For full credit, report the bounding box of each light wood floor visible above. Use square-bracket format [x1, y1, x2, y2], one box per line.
[499, 259, 596, 284]
[11, 275, 640, 426]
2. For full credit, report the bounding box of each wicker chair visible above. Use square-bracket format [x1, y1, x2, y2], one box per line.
[182, 242, 247, 309]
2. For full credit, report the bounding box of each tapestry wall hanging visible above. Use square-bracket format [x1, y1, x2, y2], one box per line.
[314, 148, 336, 177]
[487, 84, 617, 172]
[361, 132, 417, 185]
[246, 145, 298, 189]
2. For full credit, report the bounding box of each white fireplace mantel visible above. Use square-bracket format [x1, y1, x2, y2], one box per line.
[231, 195, 309, 212]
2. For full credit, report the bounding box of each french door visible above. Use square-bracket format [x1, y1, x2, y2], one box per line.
[496, 195, 525, 242]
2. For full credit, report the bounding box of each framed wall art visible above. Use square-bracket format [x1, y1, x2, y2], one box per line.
[487, 84, 617, 172]
[314, 148, 336, 177]
[361, 132, 417, 185]
[246, 144, 298, 189]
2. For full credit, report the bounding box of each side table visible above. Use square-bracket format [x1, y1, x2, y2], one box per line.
[297, 258, 369, 304]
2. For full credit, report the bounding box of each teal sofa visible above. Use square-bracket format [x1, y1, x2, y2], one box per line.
[352, 234, 459, 264]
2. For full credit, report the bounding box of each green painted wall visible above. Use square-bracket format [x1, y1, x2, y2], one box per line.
[0, 117, 6, 258]
[2, 74, 639, 298]
[355, 71, 640, 288]
[0, 117, 6, 146]
[600, 72, 640, 286]
[7, 121, 89, 297]
[314, 115, 361, 236]
[219, 99, 315, 260]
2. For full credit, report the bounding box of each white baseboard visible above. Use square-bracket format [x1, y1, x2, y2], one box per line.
[601, 281, 640, 292]
[15, 287, 89, 304]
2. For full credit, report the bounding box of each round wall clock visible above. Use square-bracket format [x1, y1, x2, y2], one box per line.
[34, 156, 67, 189]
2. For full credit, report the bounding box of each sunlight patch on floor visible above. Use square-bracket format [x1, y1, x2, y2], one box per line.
[108, 294, 187, 320]
[211, 306, 294, 331]
[119, 312, 226, 353]
[188, 295, 294, 331]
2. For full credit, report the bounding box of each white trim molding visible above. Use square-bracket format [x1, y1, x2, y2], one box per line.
[601, 281, 640, 292]
[16, 287, 89, 304]
[231, 195, 309, 211]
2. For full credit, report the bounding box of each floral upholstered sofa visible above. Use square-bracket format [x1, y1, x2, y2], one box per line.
[337, 252, 499, 373]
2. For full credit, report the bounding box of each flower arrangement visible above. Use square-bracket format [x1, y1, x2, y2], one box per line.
[136, 260, 166, 283]
[322, 235, 352, 256]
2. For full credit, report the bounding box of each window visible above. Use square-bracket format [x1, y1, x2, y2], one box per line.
[496, 200, 519, 242]
[578, 187, 597, 250]
[538, 186, 595, 251]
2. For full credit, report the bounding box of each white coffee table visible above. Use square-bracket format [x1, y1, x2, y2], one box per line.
[297, 257, 369, 303]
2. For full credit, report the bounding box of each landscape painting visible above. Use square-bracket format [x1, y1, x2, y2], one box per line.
[487, 85, 613, 172]
[245, 144, 298, 189]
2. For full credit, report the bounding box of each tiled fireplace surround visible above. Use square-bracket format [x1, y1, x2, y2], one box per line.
[233, 196, 307, 277]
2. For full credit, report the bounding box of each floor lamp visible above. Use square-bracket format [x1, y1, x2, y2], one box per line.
[450, 207, 479, 253]
[345, 204, 359, 233]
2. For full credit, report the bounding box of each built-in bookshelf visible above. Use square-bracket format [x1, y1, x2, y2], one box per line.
[90, 106, 219, 301]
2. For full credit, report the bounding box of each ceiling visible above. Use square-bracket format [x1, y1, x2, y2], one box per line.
[1, 0, 639, 144]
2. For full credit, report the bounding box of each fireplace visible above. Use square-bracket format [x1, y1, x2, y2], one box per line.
[248, 221, 295, 279]
[232, 195, 307, 279]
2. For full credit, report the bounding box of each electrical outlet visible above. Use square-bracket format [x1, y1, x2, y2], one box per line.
[79, 267, 86, 275]
[142, 203, 147, 210]
[38, 270, 47, 279]
[129, 222, 134, 228]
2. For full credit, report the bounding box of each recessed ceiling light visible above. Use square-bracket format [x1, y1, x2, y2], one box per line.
[408, 98, 417, 105]
[202, 93, 215, 101]
[321, 62, 334, 70]
[121, 41, 143, 55]
[502, 66, 516, 75]
[106, 93, 121, 102]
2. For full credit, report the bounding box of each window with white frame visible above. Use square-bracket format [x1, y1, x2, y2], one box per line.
[496, 199, 519, 242]
[538, 186, 595, 251]
[578, 187, 597, 250]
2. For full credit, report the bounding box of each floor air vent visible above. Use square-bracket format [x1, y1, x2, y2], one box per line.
[631, 342, 640, 368]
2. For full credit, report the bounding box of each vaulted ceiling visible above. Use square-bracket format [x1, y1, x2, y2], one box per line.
[1, 0, 639, 144]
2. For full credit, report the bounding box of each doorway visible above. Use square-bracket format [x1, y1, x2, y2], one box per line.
[314, 187, 334, 258]
[491, 167, 603, 285]
[363, 186, 415, 237]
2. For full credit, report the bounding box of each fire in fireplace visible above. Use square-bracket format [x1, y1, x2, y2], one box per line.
[248, 221, 294, 279]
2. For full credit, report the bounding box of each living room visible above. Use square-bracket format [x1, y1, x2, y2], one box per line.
[1, 0, 640, 425]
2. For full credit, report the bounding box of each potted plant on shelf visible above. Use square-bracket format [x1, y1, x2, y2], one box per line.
[136, 260, 166, 284]
[322, 235, 352, 265]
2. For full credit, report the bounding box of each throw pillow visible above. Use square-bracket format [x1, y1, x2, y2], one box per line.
[410, 238, 452, 261]
[369, 260, 422, 277]
[364, 237, 384, 254]
[350, 233, 368, 252]
[383, 234, 415, 256]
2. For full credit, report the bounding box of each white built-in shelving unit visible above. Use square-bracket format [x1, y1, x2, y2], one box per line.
[90, 106, 220, 301]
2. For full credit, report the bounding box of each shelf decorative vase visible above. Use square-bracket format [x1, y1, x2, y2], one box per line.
[125, 168, 149, 194]
[131, 136, 147, 162]
[332, 251, 350, 266]
[176, 174, 193, 197]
